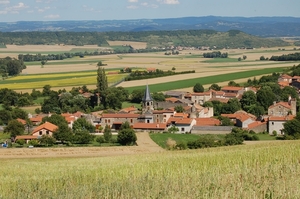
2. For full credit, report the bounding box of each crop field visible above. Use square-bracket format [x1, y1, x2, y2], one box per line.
[0, 44, 299, 92]
[0, 71, 128, 90]
[0, 141, 300, 198]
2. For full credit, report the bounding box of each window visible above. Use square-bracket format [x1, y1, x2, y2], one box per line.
[130, 119, 133, 123]
[105, 119, 107, 123]
[39, 131, 42, 135]
[147, 120, 150, 123]
[272, 122, 274, 125]
[181, 128, 184, 132]
[46, 131, 49, 135]
[108, 119, 110, 123]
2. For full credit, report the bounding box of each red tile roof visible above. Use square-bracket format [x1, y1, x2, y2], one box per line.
[132, 123, 166, 130]
[32, 122, 58, 135]
[191, 91, 211, 96]
[101, 113, 140, 118]
[30, 115, 44, 123]
[221, 86, 243, 91]
[15, 135, 38, 140]
[165, 97, 180, 103]
[167, 117, 193, 125]
[269, 115, 295, 121]
[269, 101, 291, 109]
[174, 113, 189, 118]
[195, 118, 221, 126]
[17, 118, 26, 125]
[248, 121, 266, 129]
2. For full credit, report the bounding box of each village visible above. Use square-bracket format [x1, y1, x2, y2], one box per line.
[12, 72, 299, 144]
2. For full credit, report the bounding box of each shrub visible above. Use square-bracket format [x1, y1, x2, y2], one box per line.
[166, 138, 176, 150]
[28, 140, 39, 147]
[16, 139, 25, 146]
[176, 142, 187, 150]
[272, 130, 278, 136]
[117, 127, 137, 146]
[96, 136, 105, 144]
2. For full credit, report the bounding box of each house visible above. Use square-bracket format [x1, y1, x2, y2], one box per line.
[152, 110, 174, 123]
[17, 118, 26, 125]
[119, 106, 139, 114]
[15, 135, 38, 144]
[167, 117, 196, 133]
[190, 91, 212, 105]
[194, 118, 221, 126]
[268, 115, 295, 135]
[278, 74, 292, 83]
[221, 111, 256, 128]
[32, 122, 58, 137]
[132, 123, 167, 132]
[100, 113, 140, 130]
[29, 115, 44, 125]
[268, 98, 296, 116]
[189, 104, 214, 118]
[247, 121, 267, 133]
[164, 91, 187, 99]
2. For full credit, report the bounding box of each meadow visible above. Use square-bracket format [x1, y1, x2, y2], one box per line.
[0, 141, 300, 198]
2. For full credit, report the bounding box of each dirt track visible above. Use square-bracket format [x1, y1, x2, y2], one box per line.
[0, 133, 164, 159]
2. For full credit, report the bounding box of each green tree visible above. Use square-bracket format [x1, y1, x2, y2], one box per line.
[243, 55, 247, 60]
[130, 89, 145, 103]
[240, 91, 257, 111]
[39, 135, 56, 146]
[117, 121, 137, 146]
[52, 125, 73, 144]
[4, 119, 25, 138]
[72, 129, 95, 144]
[17, 96, 32, 107]
[209, 83, 221, 91]
[175, 105, 184, 113]
[152, 92, 165, 101]
[193, 83, 204, 93]
[72, 118, 95, 133]
[103, 125, 112, 142]
[42, 114, 68, 129]
[168, 126, 179, 133]
[42, 84, 52, 96]
[238, 57, 242, 61]
[222, 98, 241, 114]
[256, 86, 277, 111]
[96, 66, 108, 105]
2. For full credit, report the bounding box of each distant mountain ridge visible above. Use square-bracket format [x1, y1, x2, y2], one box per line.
[0, 16, 300, 37]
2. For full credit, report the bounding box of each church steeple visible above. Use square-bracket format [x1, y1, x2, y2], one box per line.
[142, 84, 154, 113]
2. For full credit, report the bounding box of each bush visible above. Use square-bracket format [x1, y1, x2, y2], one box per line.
[176, 142, 187, 150]
[16, 139, 25, 146]
[272, 130, 278, 136]
[96, 136, 105, 144]
[166, 138, 176, 150]
[28, 140, 39, 147]
[187, 135, 218, 149]
[117, 128, 137, 146]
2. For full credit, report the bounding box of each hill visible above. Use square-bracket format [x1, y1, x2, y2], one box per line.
[1, 16, 300, 37]
[0, 30, 288, 49]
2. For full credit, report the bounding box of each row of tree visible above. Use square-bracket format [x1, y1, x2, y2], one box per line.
[203, 51, 228, 58]
[270, 52, 300, 61]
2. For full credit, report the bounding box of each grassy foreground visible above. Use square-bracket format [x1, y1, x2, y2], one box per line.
[1, 141, 300, 198]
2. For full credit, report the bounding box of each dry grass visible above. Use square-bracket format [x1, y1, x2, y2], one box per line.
[0, 140, 300, 198]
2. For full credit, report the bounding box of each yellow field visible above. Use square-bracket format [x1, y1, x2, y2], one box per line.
[0, 141, 300, 198]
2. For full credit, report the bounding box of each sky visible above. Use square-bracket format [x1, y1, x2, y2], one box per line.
[0, 0, 300, 22]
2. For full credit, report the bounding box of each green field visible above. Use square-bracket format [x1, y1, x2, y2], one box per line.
[1, 141, 300, 198]
[126, 67, 286, 93]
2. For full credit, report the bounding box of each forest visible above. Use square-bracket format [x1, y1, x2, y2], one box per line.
[0, 29, 288, 49]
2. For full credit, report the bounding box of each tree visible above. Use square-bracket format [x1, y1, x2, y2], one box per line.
[260, 56, 266, 60]
[240, 91, 257, 111]
[175, 105, 184, 113]
[117, 121, 137, 145]
[256, 86, 276, 111]
[42, 114, 68, 129]
[238, 57, 242, 61]
[222, 98, 241, 114]
[4, 119, 25, 138]
[152, 92, 165, 101]
[17, 96, 31, 107]
[283, 117, 300, 139]
[39, 135, 56, 146]
[42, 84, 52, 96]
[243, 55, 247, 60]
[209, 83, 221, 91]
[103, 125, 112, 142]
[73, 118, 95, 133]
[130, 89, 144, 103]
[72, 129, 95, 144]
[168, 126, 179, 133]
[193, 83, 204, 93]
[52, 125, 73, 144]
[228, 81, 240, 87]
[96, 66, 108, 105]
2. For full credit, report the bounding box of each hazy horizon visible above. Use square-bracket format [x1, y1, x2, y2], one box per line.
[0, 0, 299, 22]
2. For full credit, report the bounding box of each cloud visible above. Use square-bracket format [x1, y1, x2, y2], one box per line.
[127, 5, 138, 9]
[82, 5, 101, 13]
[44, 14, 59, 19]
[1, 2, 29, 14]
[128, 0, 138, 2]
[0, 0, 10, 4]
[157, 0, 179, 4]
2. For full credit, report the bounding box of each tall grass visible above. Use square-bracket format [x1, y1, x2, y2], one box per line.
[0, 141, 300, 198]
